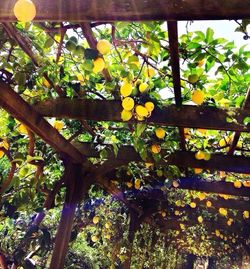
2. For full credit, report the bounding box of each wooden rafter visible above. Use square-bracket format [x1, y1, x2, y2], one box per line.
[34, 99, 250, 133]
[0, 0, 250, 21]
[74, 142, 250, 175]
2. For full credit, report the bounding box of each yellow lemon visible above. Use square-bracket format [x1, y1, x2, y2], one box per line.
[206, 201, 212, 207]
[126, 182, 133, 188]
[144, 67, 155, 78]
[121, 110, 132, 121]
[192, 90, 205, 105]
[203, 152, 211, 161]
[190, 202, 196, 208]
[135, 105, 149, 117]
[215, 230, 220, 237]
[105, 221, 112, 229]
[161, 211, 166, 217]
[195, 151, 205, 160]
[122, 97, 135, 111]
[198, 192, 206, 200]
[120, 82, 133, 97]
[144, 101, 155, 112]
[93, 216, 100, 224]
[53, 121, 64, 131]
[198, 216, 203, 223]
[194, 168, 203, 174]
[219, 208, 227, 216]
[18, 124, 28, 135]
[243, 181, 250, 187]
[172, 180, 179, 188]
[0, 151, 5, 158]
[104, 234, 111, 240]
[93, 57, 105, 73]
[91, 235, 99, 242]
[14, 0, 36, 22]
[151, 144, 161, 154]
[155, 128, 165, 139]
[243, 211, 249, 219]
[96, 39, 111, 55]
[233, 181, 242, 188]
[174, 210, 180, 216]
[139, 82, 149, 93]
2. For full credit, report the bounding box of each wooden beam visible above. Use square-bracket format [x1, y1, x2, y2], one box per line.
[0, 82, 85, 164]
[74, 142, 250, 175]
[0, 0, 250, 21]
[177, 177, 250, 197]
[34, 99, 250, 132]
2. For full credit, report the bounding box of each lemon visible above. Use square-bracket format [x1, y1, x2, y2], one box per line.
[122, 97, 135, 111]
[195, 151, 205, 160]
[135, 105, 148, 117]
[219, 208, 227, 216]
[121, 110, 132, 121]
[151, 144, 161, 154]
[184, 128, 191, 139]
[161, 211, 166, 217]
[172, 181, 179, 188]
[54, 121, 64, 131]
[215, 230, 220, 237]
[206, 201, 212, 208]
[155, 128, 165, 139]
[144, 67, 155, 78]
[243, 211, 249, 219]
[190, 202, 196, 208]
[243, 181, 250, 187]
[120, 82, 133, 97]
[139, 82, 149, 93]
[14, 0, 36, 22]
[174, 210, 180, 215]
[104, 234, 111, 240]
[197, 216, 203, 223]
[144, 102, 155, 112]
[198, 192, 206, 200]
[96, 39, 111, 55]
[194, 168, 203, 174]
[91, 235, 99, 242]
[93, 216, 100, 224]
[227, 220, 232, 226]
[93, 57, 105, 73]
[175, 200, 181, 206]
[126, 182, 133, 188]
[105, 221, 112, 229]
[0, 151, 4, 159]
[192, 90, 205, 105]
[220, 171, 226, 178]
[197, 128, 206, 134]
[180, 223, 185, 230]
[203, 152, 211, 161]
[18, 124, 28, 135]
[233, 181, 242, 188]
[188, 74, 199, 84]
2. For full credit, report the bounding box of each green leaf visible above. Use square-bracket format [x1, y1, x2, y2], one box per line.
[135, 123, 146, 137]
[243, 117, 250, 125]
[205, 28, 214, 43]
[44, 38, 54, 49]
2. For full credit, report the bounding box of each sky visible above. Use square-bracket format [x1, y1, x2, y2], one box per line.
[178, 20, 249, 48]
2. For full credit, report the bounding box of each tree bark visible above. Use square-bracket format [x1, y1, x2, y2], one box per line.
[0, 252, 8, 269]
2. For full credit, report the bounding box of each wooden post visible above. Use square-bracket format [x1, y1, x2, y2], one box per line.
[49, 161, 90, 269]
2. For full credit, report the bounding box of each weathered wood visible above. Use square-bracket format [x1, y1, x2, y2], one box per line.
[74, 142, 250, 174]
[0, 0, 250, 21]
[0, 82, 85, 164]
[35, 99, 250, 132]
[177, 177, 250, 197]
[49, 163, 89, 269]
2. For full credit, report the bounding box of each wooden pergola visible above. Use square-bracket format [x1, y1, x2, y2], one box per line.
[0, 1, 250, 268]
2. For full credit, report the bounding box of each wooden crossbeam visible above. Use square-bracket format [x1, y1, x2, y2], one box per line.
[0, 0, 250, 21]
[35, 99, 250, 132]
[0, 82, 85, 164]
[74, 142, 250, 175]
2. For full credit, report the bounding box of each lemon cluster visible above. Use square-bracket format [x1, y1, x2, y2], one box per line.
[120, 80, 155, 122]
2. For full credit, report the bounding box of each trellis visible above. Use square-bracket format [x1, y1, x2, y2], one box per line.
[0, 1, 250, 268]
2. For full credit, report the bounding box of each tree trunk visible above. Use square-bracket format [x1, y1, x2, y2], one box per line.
[0, 252, 8, 269]
[49, 162, 90, 269]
